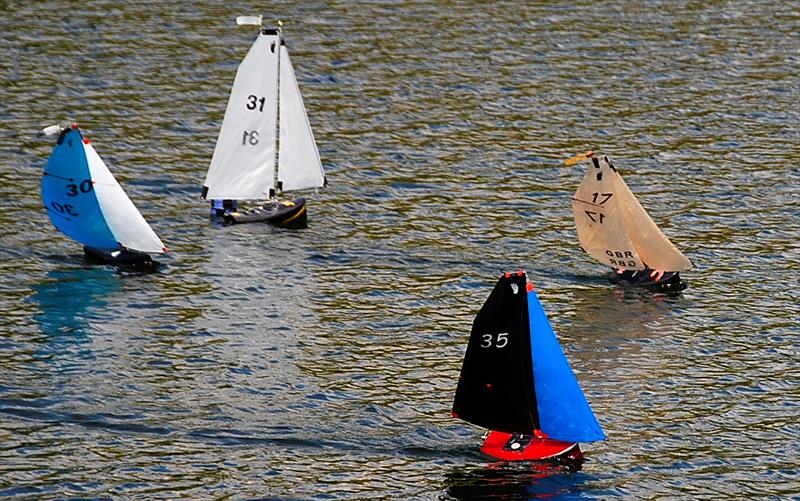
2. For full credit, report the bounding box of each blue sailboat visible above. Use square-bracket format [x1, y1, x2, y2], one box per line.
[452, 271, 604, 463]
[41, 123, 167, 269]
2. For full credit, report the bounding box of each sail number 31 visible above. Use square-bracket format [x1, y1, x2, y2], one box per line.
[245, 95, 266, 112]
[242, 130, 259, 145]
[480, 332, 509, 349]
[241, 95, 267, 144]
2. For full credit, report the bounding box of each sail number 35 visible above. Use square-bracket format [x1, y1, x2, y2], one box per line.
[480, 332, 509, 349]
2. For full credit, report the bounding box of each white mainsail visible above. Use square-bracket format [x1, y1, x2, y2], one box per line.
[203, 29, 280, 200]
[571, 155, 692, 272]
[278, 45, 325, 191]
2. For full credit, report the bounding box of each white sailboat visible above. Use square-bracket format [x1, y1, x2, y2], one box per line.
[567, 151, 692, 291]
[41, 123, 167, 270]
[201, 16, 325, 227]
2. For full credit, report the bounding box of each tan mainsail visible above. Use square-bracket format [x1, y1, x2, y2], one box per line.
[571, 155, 692, 272]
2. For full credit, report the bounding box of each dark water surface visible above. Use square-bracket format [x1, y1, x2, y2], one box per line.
[2, 1, 798, 499]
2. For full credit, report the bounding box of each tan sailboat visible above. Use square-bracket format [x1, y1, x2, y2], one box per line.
[566, 151, 692, 291]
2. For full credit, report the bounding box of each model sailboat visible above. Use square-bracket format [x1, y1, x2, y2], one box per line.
[41, 123, 167, 269]
[567, 151, 692, 292]
[201, 16, 326, 227]
[452, 271, 605, 464]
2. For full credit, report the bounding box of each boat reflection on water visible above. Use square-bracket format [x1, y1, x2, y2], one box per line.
[29, 267, 120, 347]
[558, 283, 683, 348]
[443, 458, 591, 500]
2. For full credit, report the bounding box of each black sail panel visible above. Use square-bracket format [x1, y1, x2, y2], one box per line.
[451, 272, 538, 433]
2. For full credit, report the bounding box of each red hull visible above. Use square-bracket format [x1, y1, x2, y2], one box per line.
[481, 431, 582, 462]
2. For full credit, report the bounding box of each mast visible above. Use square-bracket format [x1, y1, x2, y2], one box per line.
[272, 20, 284, 199]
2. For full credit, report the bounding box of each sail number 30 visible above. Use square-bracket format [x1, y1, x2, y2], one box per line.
[480, 332, 509, 349]
[50, 201, 79, 217]
[66, 179, 93, 197]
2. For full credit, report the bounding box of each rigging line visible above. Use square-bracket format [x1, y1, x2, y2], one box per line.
[571, 197, 605, 208]
[42, 172, 74, 182]
[272, 26, 282, 196]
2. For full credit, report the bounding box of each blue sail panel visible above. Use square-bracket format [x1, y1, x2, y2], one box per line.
[41, 128, 118, 251]
[528, 290, 605, 443]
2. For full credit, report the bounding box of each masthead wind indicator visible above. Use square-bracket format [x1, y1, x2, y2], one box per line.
[236, 15, 263, 27]
[40, 124, 65, 137]
[564, 150, 594, 166]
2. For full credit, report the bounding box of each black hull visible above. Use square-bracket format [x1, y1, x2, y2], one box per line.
[223, 197, 308, 228]
[83, 246, 160, 272]
[607, 269, 687, 293]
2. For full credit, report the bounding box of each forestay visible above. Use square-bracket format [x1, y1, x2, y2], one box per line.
[203, 29, 280, 200]
[572, 155, 692, 271]
[278, 45, 325, 191]
[42, 126, 166, 254]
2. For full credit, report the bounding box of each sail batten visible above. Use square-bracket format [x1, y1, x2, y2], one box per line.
[572, 155, 692, 272]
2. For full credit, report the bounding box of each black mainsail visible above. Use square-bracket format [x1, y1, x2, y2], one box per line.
[452, 272, 538, 433]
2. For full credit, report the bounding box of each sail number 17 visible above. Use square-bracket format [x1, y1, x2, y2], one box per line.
[480, 332, 509, 349]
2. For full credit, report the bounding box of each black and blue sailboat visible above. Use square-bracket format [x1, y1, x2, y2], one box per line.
[452, 271, 605, 463]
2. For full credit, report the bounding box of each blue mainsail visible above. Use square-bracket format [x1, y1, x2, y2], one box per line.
[41, 127, 118, 251]
[528, 289, 606, 443]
